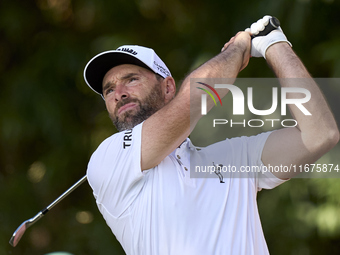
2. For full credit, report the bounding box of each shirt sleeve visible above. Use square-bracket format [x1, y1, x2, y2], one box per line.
[245, 131, 288, 191]
[87, 122, 145, 218]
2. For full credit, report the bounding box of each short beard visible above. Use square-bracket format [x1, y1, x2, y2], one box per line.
[109, 82, 165, 132]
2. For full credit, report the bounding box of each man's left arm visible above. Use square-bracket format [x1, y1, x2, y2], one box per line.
[261, 42, 339, 179]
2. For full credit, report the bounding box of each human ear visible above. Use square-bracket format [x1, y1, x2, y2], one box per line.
[163, 77, 176, 102]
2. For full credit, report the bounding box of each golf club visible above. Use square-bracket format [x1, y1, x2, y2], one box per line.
[9, 175, 87, 247]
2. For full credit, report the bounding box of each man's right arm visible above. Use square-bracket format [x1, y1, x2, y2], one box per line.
[140, 32, 251, 170]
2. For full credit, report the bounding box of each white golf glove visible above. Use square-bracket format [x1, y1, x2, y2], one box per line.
[245, 15, 292, 58]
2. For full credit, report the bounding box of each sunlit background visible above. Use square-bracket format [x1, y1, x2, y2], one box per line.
[1, 0, 340, 254]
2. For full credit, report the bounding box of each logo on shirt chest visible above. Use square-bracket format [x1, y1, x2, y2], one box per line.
[213, 162, 225, 183]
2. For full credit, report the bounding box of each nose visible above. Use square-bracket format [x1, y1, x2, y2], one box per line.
[114, 85, 129, 102]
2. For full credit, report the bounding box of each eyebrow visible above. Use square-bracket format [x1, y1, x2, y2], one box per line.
[102, 72, 140, 93]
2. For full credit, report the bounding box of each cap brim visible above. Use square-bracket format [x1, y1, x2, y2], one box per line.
[84, 51, 153, 95]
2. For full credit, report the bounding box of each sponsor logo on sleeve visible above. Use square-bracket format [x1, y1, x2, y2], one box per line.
[123, 129, 133, 149]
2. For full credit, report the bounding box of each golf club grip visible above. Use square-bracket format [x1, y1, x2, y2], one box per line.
[251, 17, 280, 39]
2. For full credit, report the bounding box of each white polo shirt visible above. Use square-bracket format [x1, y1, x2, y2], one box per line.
[87, 122, 287, 255]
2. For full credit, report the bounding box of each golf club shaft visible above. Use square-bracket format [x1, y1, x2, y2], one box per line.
[44, 175, 87, 213]
[9, 175, 87, 247]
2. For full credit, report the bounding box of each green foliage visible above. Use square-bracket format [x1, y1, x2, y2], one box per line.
[1, 0, 340, 254]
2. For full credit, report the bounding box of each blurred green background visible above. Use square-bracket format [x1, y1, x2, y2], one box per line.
[1, 0, 340, 254]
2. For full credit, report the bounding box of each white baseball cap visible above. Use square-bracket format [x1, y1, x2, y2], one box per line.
[84, 45, 172, 95]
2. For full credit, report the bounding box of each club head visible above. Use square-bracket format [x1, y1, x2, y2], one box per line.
[9, 220, 28, 247]
[9, 211, 44, 247]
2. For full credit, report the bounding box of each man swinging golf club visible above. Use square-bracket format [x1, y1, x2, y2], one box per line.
[82, 15, 339, 254]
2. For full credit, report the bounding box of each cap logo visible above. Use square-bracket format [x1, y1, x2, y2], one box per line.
[117, 47, 138, 55]
[154, 61, 170, 77]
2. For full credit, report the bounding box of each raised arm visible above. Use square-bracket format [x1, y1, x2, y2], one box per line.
[141, 32, 251, 170]
[261, 40, 339, 179]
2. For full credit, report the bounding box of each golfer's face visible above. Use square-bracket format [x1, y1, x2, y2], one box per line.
[102, 64, 162, 125]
